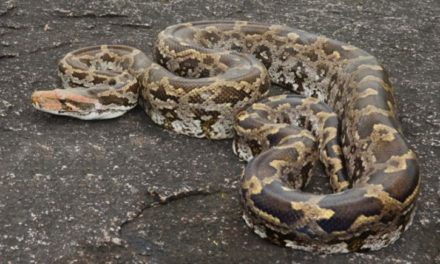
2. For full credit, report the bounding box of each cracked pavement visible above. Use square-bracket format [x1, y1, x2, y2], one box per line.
[0, 0, 439, 263]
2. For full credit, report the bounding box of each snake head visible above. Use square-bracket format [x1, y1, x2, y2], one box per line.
[31, 88, 123, 120]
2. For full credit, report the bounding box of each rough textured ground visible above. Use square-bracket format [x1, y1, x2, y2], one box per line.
[0, 0, 439, 263]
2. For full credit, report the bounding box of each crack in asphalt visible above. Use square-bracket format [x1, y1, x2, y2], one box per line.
[67, 187, 223, 259]
[28, 41, 75, 54]
[0, 53, 18, 59]
[51, 8, 129, 18]
[118, 187, 221, 233]
[109, 22, 152, 29]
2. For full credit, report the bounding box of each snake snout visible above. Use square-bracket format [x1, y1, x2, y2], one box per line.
[31, 90, 64, 111]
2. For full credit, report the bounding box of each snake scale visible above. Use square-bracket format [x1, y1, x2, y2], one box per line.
[31, 21, 420, 253]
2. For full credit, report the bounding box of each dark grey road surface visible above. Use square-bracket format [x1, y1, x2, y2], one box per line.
[1, 0, 439, 263]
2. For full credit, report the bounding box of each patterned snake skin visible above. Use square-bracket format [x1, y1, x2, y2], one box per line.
[31, 21, 420, 253]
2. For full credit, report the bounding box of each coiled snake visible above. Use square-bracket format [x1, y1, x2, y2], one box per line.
[31, 21, 420, 253]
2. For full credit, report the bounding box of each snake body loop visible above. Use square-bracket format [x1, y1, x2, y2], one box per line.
[31, 21, 420, 253]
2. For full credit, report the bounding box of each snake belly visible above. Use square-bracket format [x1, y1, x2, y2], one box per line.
[31, 21, 420, 253]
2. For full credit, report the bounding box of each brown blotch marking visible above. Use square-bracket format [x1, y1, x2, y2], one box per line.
[71, 71, 88, 80]
[59, 99, 95, 111]
[158, 108, 179, 121]
[100, 52, 115, 63]
[66, 81, 82, 88]
[203, 56, 215, 65]
[99, 95, 130, 106]
[230, 42, 244, 52]
[197, 110, 221, 135]
[108, 79, 117, 86]
[275, 61, 308, 92]
[150, 85, 179, 102]
[92, 75, 107, 85]
[178, 57, 202, 76]
[126, 82, 139, 94]
[191, 108, 219, 119]
[203, 31, 221, 45]
[252, 45, 272, 69]
[213, 85, 250, 105]
[243, 138, 264, 157]
[186, 92, 205, 104]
